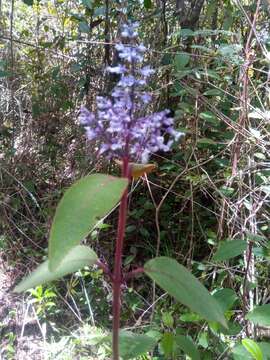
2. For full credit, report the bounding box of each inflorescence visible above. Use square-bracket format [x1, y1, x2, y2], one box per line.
[79, 22, 183, 163]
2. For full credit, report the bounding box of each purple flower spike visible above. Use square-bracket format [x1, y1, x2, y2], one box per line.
[79, 22, 184, 163]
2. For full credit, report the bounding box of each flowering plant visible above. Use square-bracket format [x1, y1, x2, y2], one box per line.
[14, 22, 226, 360]
[79, 21, 182, 165]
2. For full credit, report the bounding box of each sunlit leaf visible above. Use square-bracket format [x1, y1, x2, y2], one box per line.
[242, 339, 263, 360]
[14, 245, 98, 292]
[144, 257, 227, 327]
[49, 174, 127, 270]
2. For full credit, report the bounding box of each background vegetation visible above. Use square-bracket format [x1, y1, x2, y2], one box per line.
[1, 0, 270, 358]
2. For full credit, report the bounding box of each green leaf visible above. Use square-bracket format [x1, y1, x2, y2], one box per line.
[119, 330, 157, 359]
[242, 339, 263, 360]
[212, 288, 238, 312]
[162, 311, 174, 328]
[180, 312, 203, 323]
[0, 70, 12, 78]
[178, 28, 194, 37]
[144, 0, 152, 8]
[144, 257, 227, 327]
[79, 21, 90, 33]
[232, 344, 253, 360]
[219, 185, 235, 197]
[161, 332, 174, 358]
[22, 0, 34, 5]
[199, 111, 219, 126]
[174, 53, 190, 70]
[212, 240, 247, 262]
[93, 6, 105, 16]
[49, 174, 127, 271]
[81, 0, 93, 9]
[175, 335, 201, 360]
[203, 89, 223, 96]
[197, 138, 216, 145]
[14, 245, 97, 292]
[246, 305, 270, 327]
[258, 343, 270, 359]
[220, 321, 242, 336]
[233, 342, 270, 360]
[198, 332, 208, 349]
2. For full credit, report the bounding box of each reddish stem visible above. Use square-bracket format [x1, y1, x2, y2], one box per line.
[96, 259, 113, 281]
[112, 157, 129, 360]
[124, 267, 144, 281]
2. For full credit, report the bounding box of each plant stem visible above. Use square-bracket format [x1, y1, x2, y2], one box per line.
[112, 157, 129, 360]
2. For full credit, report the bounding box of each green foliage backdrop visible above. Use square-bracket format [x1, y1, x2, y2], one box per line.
[1, 0, 270, 358]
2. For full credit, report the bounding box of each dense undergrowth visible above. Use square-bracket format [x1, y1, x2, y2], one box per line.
[1, 0, 270, 359]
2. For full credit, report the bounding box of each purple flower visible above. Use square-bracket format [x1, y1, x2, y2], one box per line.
[140, 66, 155, 77]
[79, 22, 184, 163]
[121, 22, 139, 38]
[107, 65, 126, 74]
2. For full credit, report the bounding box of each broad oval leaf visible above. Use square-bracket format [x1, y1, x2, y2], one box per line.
[14, 245, 98, 292]
[119, 330, 157, 359]
[246, 304, 270, 327]
[49, 174, 127, 270]
[212, 240, 247, 262]
[242, 339, 263, 360]
[175, 335, 201, 360]
[144, 257, 226, 327]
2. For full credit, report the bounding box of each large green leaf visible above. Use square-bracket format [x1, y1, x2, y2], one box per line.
[242, 339, 263, 360]
[212, 240, 247, 262]
[175, 335, 200, 360]
[246, 305, 270, 327]
[14, 245, 97, 292]
[119, 330, 157, 359]
[49, 174, 127, 270]
[144, 257, 226, 327]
